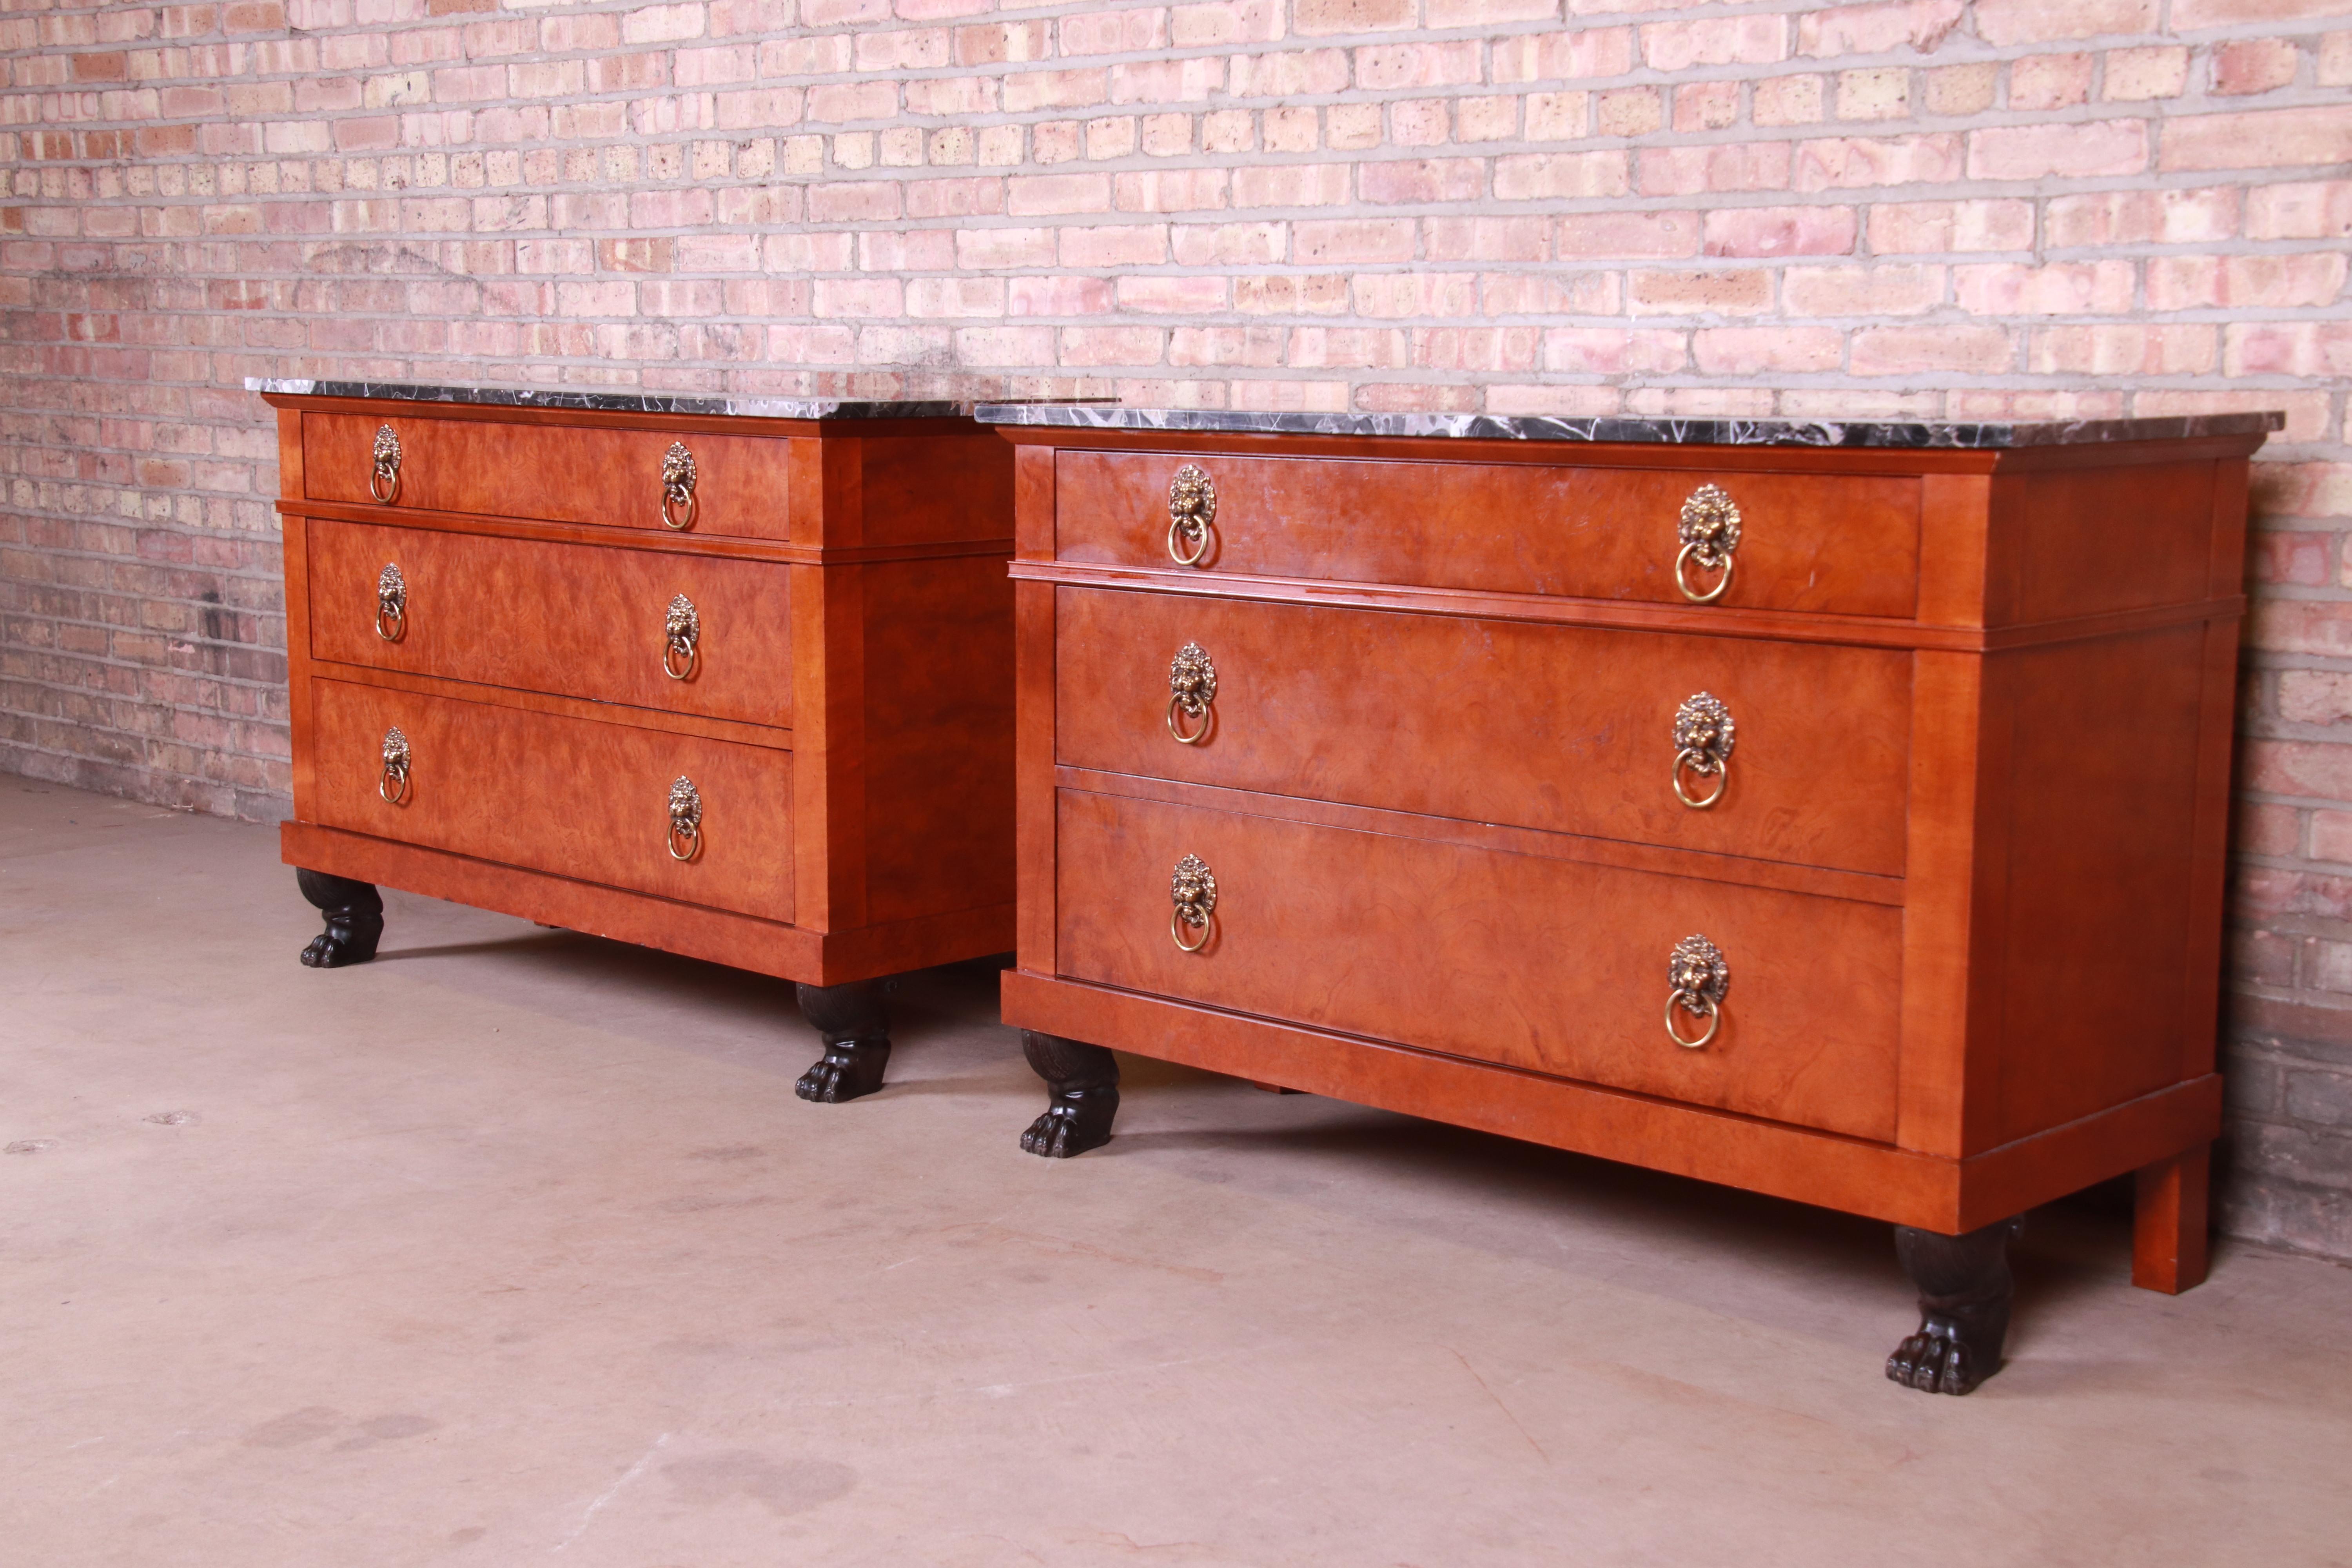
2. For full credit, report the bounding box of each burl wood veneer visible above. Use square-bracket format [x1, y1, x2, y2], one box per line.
[260, 383, 1015, 1101]
[989, 405, 2279, 1394]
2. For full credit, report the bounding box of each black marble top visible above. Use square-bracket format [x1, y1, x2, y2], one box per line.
[976, 404, 2286, 449]
[247, 378, 968, 420]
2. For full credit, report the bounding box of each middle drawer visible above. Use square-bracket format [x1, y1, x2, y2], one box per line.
[1055, 588, 1912, 878]
[308, 520, 793, 728]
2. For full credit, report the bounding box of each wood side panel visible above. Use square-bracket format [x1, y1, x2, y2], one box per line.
[1914, 472, 1991, 628]
[1054, 451, 1923, 618]
[857, 430, 1016, 548]
[858, 552, 1016, 926]
[1897, 652, 1989, 1158]
[1015, 579, 1059, 975]
[1014, 443, 1056, 561]
[276, 408, 305, 499]
[1990, 624, 2210, 1142]
[1001, 968, 1957, 1228]
[2209, 457, 2252, 600]
[283, 512, 318, 816]
[305, 520, 794, 729]
[2014, 461, 2218, 623]
[1054, 586, 1913, 877]
[307, 677, 795, 923]
[302, 413, 793, 539]
[1054, 788, 1904, 1140]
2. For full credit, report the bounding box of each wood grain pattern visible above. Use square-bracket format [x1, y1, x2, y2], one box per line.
[1054, 585, 1913, 876]
[1056, 449, 1923, 617]
[306, 519, 795, 728]
[309, 676, 795, 921]
[1054, 787, 1904, 1139]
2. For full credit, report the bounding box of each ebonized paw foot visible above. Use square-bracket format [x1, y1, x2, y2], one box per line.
[295, 867, 384, 969]
[1887, 1216, 2024, 1396]
[793, 981, 891, 1103]
[1020, 1031, 1119, 1158]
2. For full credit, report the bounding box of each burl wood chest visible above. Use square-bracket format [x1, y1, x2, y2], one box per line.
[256, 381, 1014, 1098]
[987, 403, 2279, 1394]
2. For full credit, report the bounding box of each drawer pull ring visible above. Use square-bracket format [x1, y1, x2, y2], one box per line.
[377, 726, 411, 806]
[662, 593, 700, 681]
[1675, 484, 1741, 604]
[661, 442, 699, 531]
[1671, 691, 1735, 809]
[1170, 853, 1217, 953]
[1166, 642, 1217, 745]
[1167, 465, 1216, 567]
[1665, 934, 1729, 1049]
[369, 425, 402, 505]
[375, 563, 406, 642]
[667, 776, 703, 862]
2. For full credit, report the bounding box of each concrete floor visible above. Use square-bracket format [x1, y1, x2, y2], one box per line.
[4, 776, 2349, 1566]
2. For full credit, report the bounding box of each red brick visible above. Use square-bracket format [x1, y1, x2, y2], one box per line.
[2165, 107, 2352, 171]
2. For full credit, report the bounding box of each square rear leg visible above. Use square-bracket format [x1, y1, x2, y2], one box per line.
[2132, 1142, 2210, 1295]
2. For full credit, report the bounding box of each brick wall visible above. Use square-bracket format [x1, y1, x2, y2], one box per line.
[4, 0, 2349, 1254]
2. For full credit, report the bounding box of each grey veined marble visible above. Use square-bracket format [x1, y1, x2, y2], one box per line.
[247, 378, 970, 420]
[975, 404, 2287, 448]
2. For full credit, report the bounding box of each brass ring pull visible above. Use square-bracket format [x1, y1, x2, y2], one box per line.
[374, 563, 406, 642]
[1170, 852, 1216, 953]
[661, 441, 698, 531]
[1166, 642, 1216, 745]
[1674, 484, 1741, 604]
[1167, 464, 1215, 567]
[1664, 934, 1728, 1050]
[369, 425, 402, 505]
[1664, 992, 1720, 1049]
[377, 726, 411, 806]
[662, 593, 700, 681]
[667, 775, 702, 862]
[1670, 693, 1734, 810]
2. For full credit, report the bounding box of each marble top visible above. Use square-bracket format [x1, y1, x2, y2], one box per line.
[247, 378, 969, 420]
[976, 405, 2286, 449]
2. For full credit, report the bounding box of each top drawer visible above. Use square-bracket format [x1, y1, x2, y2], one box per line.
[1056, 451, 1922, 619]
[303, 412, 792, 540]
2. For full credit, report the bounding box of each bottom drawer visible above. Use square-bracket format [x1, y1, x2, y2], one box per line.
[1054, 789, 1900, 1141]
[308, 679, 794, 923]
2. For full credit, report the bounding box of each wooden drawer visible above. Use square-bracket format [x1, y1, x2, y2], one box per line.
[1055, 450, 1921, 618]
[308, 678, 793, 922]
[1055, 588, 1911, 878]
[303, 412, 793, 540]
[306, 520, 793, 729]
[1054, 789, 1901, 1140]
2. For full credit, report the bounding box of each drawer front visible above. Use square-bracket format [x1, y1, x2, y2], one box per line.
[1056, 451, 1921, 617]
[1056, 789, 1901, 1140]
[1057, 588, 1910, 877]
[303, 413, 792, 540]
[309, 679, 793, 922]
[307, 520, 793, 729]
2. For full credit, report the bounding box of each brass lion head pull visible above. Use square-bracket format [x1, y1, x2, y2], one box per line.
[1671, 692, 1734, 809]
[378, 725, 411, 805]
[1170, 853, 1217, 953]
[662, 593, 700, 681]
[661, 442, 698, 530]
[1675, 484, 1741, 603]
[369, 425, 402, 504]
[667, 775, 702, 862]
[1666, 934, 1728, 1049]
[1166, 642, 1216, 745]
[375, 563, 406, 642]
[1167, 465, 1215, 566]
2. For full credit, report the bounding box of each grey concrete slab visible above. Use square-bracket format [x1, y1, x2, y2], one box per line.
[3, 774, 2347, 1566]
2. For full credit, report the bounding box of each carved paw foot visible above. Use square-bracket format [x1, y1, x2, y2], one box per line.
[1020, 1096, 1116, 1158]
[294, 868, 384, 969]
[1886, 1320, 1987, 1395]
[298, 917, 383, 969]
[795, 1039, 891, 1103]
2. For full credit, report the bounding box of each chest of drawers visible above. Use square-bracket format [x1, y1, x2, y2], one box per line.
[258, 381, 1016, 1100]
[987, 404, 2279, 1394]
